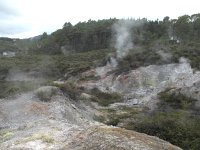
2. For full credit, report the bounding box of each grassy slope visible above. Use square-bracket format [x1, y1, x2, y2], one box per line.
[0, 49, 111, 98]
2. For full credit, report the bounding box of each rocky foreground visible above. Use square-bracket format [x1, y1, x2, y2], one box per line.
[0, 85, 181, 150]
[2, 59, 199, 150]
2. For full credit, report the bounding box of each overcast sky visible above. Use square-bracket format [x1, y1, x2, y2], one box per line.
[0, 0, 199, 38]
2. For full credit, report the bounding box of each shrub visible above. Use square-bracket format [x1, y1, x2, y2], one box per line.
[90, 88, 122, 106]
[123, 90, 200, 150]
[94, 107, 140, 126]
[158, 90, 197, 109]
[116, 47, 162, 74]
[55, 82, 82, 100]
[36, 87, 58, 102]
[93, 115, 106, 123]
[132, 111, 200, 150]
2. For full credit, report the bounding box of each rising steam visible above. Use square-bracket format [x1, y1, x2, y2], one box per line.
[113, 19, 144, 59]
[96, 19, 145, 77]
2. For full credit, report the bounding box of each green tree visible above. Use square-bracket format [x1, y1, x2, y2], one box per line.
[174, 15, 192, 41]
[191, 14, 200, 39]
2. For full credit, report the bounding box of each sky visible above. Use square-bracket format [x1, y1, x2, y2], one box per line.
[0, 0, 199, 38]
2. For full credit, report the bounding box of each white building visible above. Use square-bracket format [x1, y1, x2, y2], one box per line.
[2, 51, 16, 57]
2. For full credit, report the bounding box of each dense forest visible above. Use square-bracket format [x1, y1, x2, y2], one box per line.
[21, 13, 200, 72]
[29, 14, 200, 54]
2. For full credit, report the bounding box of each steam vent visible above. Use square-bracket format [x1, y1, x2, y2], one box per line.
[1, 13, 200, 150]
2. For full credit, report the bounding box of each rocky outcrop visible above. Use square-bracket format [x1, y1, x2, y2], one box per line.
[79, 60, 200, 110]
[65, 125, 181, 150]
[3, 59, 199, 150]
[0, 86, 181, 150]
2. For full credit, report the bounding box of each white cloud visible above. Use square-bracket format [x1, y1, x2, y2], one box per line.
[0, 0, 200, 38]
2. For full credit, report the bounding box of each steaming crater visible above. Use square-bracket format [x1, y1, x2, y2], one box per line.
[79, 59, 200, 109]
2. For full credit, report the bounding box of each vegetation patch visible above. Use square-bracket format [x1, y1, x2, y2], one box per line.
[122, 91, 200, 150]
[171, 43, 200, 70]
[0, 49, 110, 98]
[18, 133, 54, 144]
[158, 89, 197, 109]
[94, 90, 200, 150]
[36, 87, 58, 102]
[54, 81, 82, 100]
[94, 107, 141, 126]
[116, 47, 163, 74]
[0, 81, 37, 98]
[0, 131, 14, 143]
[79, 75, 100, 81]
[131, 111, 200, 150]
[90, 88, 122, 106]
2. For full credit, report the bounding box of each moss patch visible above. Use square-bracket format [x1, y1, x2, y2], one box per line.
[18, 133, 54, 144]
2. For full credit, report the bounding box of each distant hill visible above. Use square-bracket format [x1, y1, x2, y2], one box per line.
[1, 14, 200, 56]
[0, 37, 20, 53]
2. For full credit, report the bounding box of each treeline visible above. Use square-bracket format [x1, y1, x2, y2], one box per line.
[29, 13, 200, 54]
[31, 19, 117, 54]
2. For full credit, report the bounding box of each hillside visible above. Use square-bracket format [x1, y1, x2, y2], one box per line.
[0, 87, 181, 150]
[0, 14, 200, 150]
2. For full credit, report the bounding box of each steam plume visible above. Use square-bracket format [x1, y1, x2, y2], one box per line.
[113, 19, 143, 59]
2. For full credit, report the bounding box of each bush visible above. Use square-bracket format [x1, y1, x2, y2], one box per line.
[55, 82, 82, 100]
[116, 47, 162, 74]
[158, 89, 197, 109]
[94, 107, 140, 126]
[93, 89, 200, 150]
[90, 88, 122, 106]
[35, 86, 58, 102]
[123, 90, 200, 150]
[171, 43, 200, 70]
[132, 111, 200, 150]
